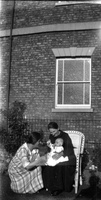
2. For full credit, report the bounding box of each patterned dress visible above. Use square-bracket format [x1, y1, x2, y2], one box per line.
[8, 143, 44, 193]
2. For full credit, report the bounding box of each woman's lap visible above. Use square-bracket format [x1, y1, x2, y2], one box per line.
[42, 163, 76, 192]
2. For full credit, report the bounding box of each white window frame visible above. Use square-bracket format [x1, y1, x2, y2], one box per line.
[55, 58, 91, 109]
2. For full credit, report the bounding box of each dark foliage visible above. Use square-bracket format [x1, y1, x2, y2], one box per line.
[82, 148, 89, 172]
[0, 101, 29, 155]
[91, 143, 101, 172]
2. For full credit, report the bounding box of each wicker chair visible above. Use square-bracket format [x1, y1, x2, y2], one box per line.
[64, 130, 85, 194]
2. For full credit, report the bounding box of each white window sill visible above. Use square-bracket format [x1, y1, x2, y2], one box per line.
[52, 108, 93, 112]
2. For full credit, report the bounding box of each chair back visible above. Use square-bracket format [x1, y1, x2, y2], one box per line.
[64, 130, 85, 157]
[64, 130, 85, 194]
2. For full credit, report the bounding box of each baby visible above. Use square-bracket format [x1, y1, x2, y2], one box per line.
[46, 138, 69, 166]
[31, 138, 68, 166]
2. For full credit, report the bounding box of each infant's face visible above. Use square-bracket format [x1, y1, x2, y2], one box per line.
[55, 139, 63, 147]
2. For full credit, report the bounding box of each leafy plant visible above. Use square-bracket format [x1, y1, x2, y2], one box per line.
[0, 101, 29, 155]
[91, 143, 101, 171]
[82, 148, 89, 172]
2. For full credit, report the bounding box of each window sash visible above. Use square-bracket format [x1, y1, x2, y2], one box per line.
[55, 58, 91, 108]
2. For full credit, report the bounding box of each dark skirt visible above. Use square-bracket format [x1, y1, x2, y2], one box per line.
[42, 161, 76, 192]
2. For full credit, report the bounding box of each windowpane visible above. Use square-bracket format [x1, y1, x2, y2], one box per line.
[64, 83, 83, 104]
[58, 84, 62, 104]
[64, 60, 83, 81]
[58, 60, 63, 81]
[85, 60, 90, 81]
[85, 84, 90, 104]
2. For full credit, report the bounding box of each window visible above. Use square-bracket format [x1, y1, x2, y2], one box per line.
[55, 58, 91, 109]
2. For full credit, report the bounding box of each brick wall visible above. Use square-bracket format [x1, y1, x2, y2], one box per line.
[7, 30, 101, 120]
[1, 1, 101, 30]
[0, 1, 101, 138]
[0, 37, 10, 125]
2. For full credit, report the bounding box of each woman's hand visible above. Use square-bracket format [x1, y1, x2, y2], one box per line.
[47, 140, 51, 147]
[30, 154, 38, 162]
[32, 155, 47, 166]
[25, 155, 47, 170]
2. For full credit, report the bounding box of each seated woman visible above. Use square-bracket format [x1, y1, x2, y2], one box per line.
[42, 122, 76, 196]
[8, 131, 44, 194]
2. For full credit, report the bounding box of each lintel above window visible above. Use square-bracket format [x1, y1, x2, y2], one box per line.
[52, 47, 95, 58]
